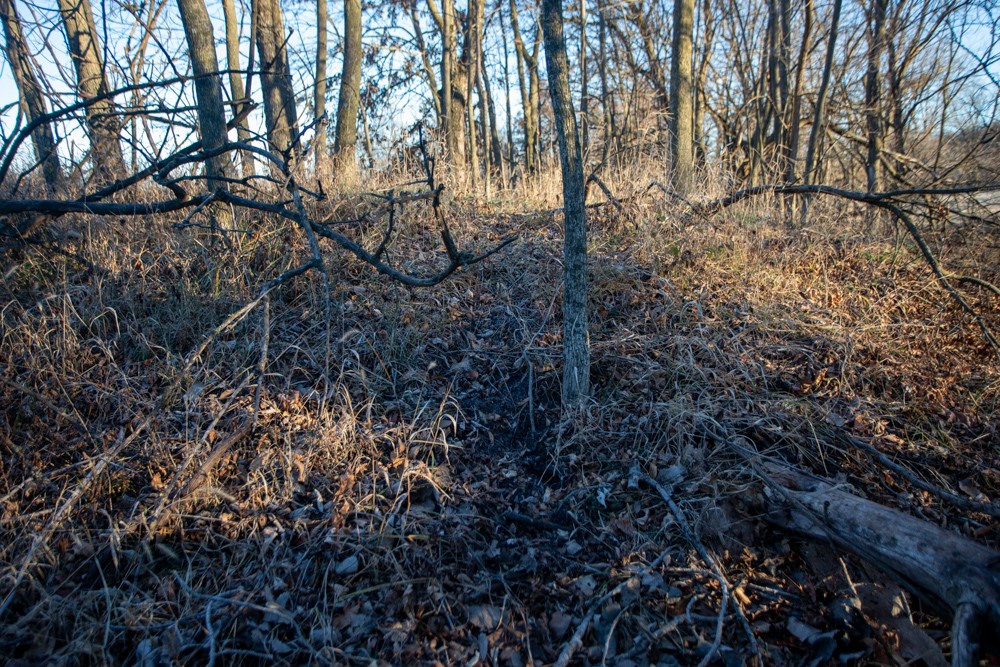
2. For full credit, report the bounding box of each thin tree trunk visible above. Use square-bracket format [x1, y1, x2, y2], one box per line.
[409, 3, 441, 124]
[541, 0, 589, 409]
[254, 0, 299, 158]
[801, 0, 842, 221]
[477, 61, 491, 197]
[177, 0, 234, 228]
[466, 0, 481, 192]
[693, 0, 715, 164]
[0, 0, 61, 191]
[315, 0, 329, 177]
[598, 0, 613, 163]
[802, 0, 842, 187]
[221, 0, 255, 177]
[499, 5, 514, 173]
[669, 0, 694, 195]
[579, 0, 588, 156]
[510, 0, 540, 173]
[57, 0, 126, 184]
[441, 0, 456, 160]
[480, 48, 503, 169]
[333, 0, 362, 185]
[783, 0, 812, 183]
[865, 0, 887, 192]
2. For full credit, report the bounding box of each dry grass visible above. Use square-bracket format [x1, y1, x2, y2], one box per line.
[1, 162, 998, 664]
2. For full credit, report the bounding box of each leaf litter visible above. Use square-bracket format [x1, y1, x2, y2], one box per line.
[0, 190, 998, 665]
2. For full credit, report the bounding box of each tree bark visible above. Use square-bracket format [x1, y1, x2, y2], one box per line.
[57, 0, 126, 184]
[409, 3, 441, 125]
[693, 0, 715, 164]
[597, 0, 613, 162]
[177, 0, 235, 230]
[579, 0, 588, 156]
[315, 0, 329, 176]
[541, 0, 590, 409]
[440, 0, 456, 160]
[221, 0, 255, 177]
[499, 6, 514, 176]
[466, 0, 481, 191]
[332, 0, 362, 186]
[510, 0, 540, 173]
[254, 0, 299, 158]
[865, 0, 887, 192]
[0, 0, 61, 192]
[802, 0, 842, 188]
[669, 0, 694, 195]
[766, 465, 1000, 667]
[480, 48, 503, 169]
[783, 0, 812, 183]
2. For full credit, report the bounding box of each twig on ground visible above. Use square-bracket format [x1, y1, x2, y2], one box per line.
[639, 468, 762, 665]
[553, 548, 673, 667]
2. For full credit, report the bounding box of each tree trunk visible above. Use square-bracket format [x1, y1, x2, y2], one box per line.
[177, 0, 235, 230]
[315, 0, 329, 177]
[254, 0, 299, 158]
[221, 0, 255, 177]
[802, 0, 842, 188]
[57, 0, 126, 184]
[597, 0, 613, 162]
[865, 0, 887, 193]
[480, 49, 503, 169]
[510, 0, 540, 173]
[669, 0, 694, 195]
[693, 0, 715, 164]
[783, 0, 812, 183]
[541, 0, 590, 410]
[466, 0, 481, 192]
[409, 3, 441, 125]
[177, 0, 233, 184]
[440, 0, 456, 160]
[499, 6, 514, 177]
[332, 0, 362, 186]
[0, 0, 61, 192]
[579, 0, 588, 156]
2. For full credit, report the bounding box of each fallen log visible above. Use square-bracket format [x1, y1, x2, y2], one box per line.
[763, 465, 1000, 667]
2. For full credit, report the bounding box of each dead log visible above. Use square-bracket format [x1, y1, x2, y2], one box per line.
[763, 465, 1000, 667]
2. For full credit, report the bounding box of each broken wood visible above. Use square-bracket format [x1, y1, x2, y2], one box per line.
[763, 465, 1000, 667]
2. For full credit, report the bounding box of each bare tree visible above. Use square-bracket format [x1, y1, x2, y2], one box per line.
[541, 0, 590, 409]
[783, 0, 812, 183]
[0, 0, 61, 191]
[333, 0, 362, 185]
[315, 0, 329, 177]
[177, 0, 235, 228]
[579, 0, 588, 155]
[466, 0, 482, 191]
[57, 0, 126, 183]
[254, 0, 299, 157]
[510, 0, 541, 172]
[802, 0, 843, 189]
[865, 0, 888, 192]
[221, 0, 255, 177]
[669, 0, 694, 195]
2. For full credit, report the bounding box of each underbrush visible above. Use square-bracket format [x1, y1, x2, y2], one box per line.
[1, 169, 998, 664]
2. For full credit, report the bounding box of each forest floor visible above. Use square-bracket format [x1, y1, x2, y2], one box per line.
[1, 169, 999, 666]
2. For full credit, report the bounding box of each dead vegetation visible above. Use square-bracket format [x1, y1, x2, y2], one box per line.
[1, 165, 999, 665]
